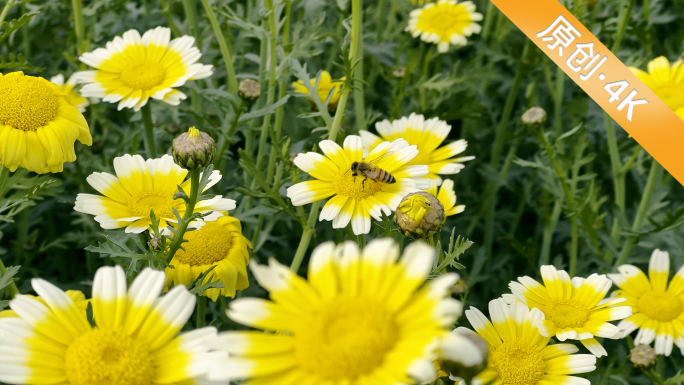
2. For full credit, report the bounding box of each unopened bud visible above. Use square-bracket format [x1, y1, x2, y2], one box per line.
[451, 278, 468, 295]
[630, 344, 657, 371]
[172, 127, 216, 170]
[238, 79, 261, 102]
[393, 66, 406, 78]
[522, 107, 547, 128]
[395, 191, 445, 239]
[440, 328, 489, 383]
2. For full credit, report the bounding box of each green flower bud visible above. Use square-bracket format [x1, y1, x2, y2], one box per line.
[171, 127, 215, 170]
[395, 191, 445, 239]
[238, 79, 261, 102]
[630, 344, 657, 371]
[522, 107, 547, 128]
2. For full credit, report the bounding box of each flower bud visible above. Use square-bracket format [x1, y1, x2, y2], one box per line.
[238, 79, 261, 102]
[451, 278, 468, 295]
[172, 127, 216, 170]
[395, 191, 445, 239]
[522, 107, 547, 128]
[440, 327, 489, 383]
[630, 344, 657, 371]
[393, 67, 406, 78]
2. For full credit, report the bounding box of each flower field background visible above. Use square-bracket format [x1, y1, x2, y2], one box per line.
[1, 0, 684, 383]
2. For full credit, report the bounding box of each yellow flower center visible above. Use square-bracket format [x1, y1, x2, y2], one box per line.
[175, 221, 233, 265]
[543, 299, 589, 329]
[653, 85, 684, 112]
[398, 194, 432, 222]
[416, 3, 473, 42]
[332, 169, 385, 200]
[0, 74, 59, 131]
[65, 329, 154, 385]
[120, 61, 166, 91]
[638, 290, 683, 322]
[295, 297, 399, 380]
[129, 191, 181, 219]
[492, 341, 545, 385]
[188, 126, 200, 138]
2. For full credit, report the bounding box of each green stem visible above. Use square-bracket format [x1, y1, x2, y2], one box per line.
[646, 369, 666, 385]
[0, 166, 10, 198]
[159, 0, 182, 38]
[481, 2, 496, 41]
[215, 99, 246, 171]
[196, 295, 207, 328]
[353, 3, 365, 132]
[141, 104, 158, 158]
[357, 233, 366, 249]
[375, 0, 387, 42]
[71, 0, 86, 67]
[0, 254, 19, 298]
[290, 0, 362, 271]
[540, 199, 562, 266]
[605, 115, 624, 210]
[535, 126, 578, 275]
[182, 0, 204, 118]
[553, 66, 565, 136]
[613, 158, 662, 271]
[254, 0, 279, 172]
[165, 169, 201, 262]
[419, 46, 433, 112]
[0, 0, 15, 27]
[611, 0, 636, 54]
[200, 0, 238, 93]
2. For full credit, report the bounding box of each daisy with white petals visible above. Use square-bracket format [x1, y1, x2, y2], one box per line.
[360, 113, 474, 184]
[208, 239, 463, 384]
[610, 249, 684, 356]
[426, 179, 465, 216]
[76, 26, 213, 111]
[0, 266, 224, 385]
[505, 265, 632, 357]
[50, 74, 89, 112]
[287, 135, 430, 235]
[75, 154, 235, 233]
[465, 299, 597, 385]
[406, 0, 483, 53]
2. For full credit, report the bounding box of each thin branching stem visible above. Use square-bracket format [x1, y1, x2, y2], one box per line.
[141, 104, 158, 158]
[200, 0, 238, 93]
[165, 169, 201, 262]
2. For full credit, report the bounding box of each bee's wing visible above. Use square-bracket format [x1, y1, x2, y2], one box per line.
[367, 151, 395, 165]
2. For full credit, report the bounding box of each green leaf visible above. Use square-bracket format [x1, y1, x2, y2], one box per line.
[0, 265, 20, 292]
[431, 231, 473, 276]
[0, 13, 38, 45]
[0, 300, 9, 311]
[0, 179, 59, 223]
[238, 95, 291, 123]
[187, 266, 225, 295]
[0, 52, 44, 72]
[664, 372, 684, 385]
[85, 235, 168, 274]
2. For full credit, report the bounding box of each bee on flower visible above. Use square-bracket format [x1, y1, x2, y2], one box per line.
[75, 26, 213, 111]
[360, 113, 474, 184]
[287, 135, 430, 235]
[406, 0, 483, 53]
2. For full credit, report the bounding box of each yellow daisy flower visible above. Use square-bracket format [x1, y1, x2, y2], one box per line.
[50, 74, 89, 112]
[165, 215, 251, 301]
[609, 249, 684, 356]
[76, 26, 213, 111]
[287, 135, 430, 235]
[426, 179, 465, 216]
[208, 239, 463, 384]
[360, 113, 474, 184]
[406, 0, 483, 53]
[505, 265, 632, 357]
[0, 71, 92, 174]
[74, 154, 235, 233]
[0, 266, 224, 385]
[292, 70, 345, 111]
[466, 299, 597, 385]
[0, 290, 88, 318]
[629, 57, 684, 120]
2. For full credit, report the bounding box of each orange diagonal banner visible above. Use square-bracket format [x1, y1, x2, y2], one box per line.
[490, 0, 684, 186]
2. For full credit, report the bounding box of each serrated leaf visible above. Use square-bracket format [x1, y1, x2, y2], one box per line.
[238, 95, 291, 123]
[0, 13, 38, 45]
[0, 53, 44, 72]
[0, 265, 20, 292]
[85, 235, 168, 274]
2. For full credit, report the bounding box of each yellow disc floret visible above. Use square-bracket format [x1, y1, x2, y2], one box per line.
[0, 75, 58, 131]
[65, 329, 154, 385]
[175, 220, 234, 265]
[638, 291, 683, 322]
[120, 61, 167, 91]
[492, 341, 545, 385]
[129, 191, 180, 219]
[332, 171, 384, 200]
[415, 2, 473, 39]
[295, 297, 399, 380]
[544, 299, 590, 329]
